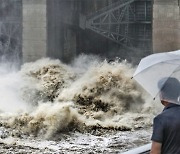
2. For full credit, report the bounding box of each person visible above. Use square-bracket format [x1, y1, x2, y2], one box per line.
[150, 77, 180, 154]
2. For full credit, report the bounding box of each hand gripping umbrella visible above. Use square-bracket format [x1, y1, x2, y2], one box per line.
[133, 50, 180, 104]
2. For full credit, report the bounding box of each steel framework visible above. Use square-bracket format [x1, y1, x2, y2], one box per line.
[86, 0, 152, 52]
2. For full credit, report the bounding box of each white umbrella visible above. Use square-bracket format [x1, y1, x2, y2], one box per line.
[133, 50, 180, 104]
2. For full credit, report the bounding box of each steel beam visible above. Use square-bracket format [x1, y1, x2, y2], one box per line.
[86, 0, 152, 52]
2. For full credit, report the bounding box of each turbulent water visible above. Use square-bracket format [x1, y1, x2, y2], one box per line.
[0, 55, 162, 153]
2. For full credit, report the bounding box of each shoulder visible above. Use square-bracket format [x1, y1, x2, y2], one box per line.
[154, 114, 163, 121]
[153, 114, 164, 125]
[153, 110, 172, 127]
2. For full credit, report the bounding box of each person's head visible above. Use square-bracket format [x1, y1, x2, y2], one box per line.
[158, 77, 180, 106]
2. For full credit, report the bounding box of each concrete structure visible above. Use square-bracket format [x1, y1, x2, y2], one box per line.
[0, 0, 22, 64]
[46, 0, 77, 63]
[22, 0, 77, 63]
[1, 0, 180, 64]
[153, 0, 180, 52]
[23, 0, 47, 62]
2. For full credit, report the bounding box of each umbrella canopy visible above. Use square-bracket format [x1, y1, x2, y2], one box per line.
[133, 50, 180, 104]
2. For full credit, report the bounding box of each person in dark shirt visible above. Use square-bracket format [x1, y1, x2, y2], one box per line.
[151, 77, 180, 154]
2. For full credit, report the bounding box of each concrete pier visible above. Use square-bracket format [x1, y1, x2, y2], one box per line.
[22, 0, 47, 63]
[153, 0, 180, 53]
[22, 0, 77, 63]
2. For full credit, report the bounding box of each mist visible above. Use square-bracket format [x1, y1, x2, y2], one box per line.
[0, 62, 30, 113]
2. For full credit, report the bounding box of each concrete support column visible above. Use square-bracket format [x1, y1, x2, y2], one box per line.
[22, 0, 47, 63]
[153, 0, 180, 53]
[47, 0, 77, 63]
[63, 28, 76, 62]
[22, 0, 77, 63]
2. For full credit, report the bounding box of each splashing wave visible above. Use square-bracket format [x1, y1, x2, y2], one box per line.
[0, 56, 156, 138]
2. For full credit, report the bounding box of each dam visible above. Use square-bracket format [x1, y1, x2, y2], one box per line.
[0, 0, 180, 64]
[0, 1, 179, 153]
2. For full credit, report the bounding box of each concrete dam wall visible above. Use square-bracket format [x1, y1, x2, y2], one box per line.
[0, 0, 180, 64]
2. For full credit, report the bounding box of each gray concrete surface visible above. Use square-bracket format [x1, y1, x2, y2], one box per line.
[153, 0, 180, 53]
[23, 0, 77, 63]
[46, 0, 77, 63]
[22, 0, 47, 63]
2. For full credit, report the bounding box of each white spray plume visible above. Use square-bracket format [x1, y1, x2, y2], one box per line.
[0, 63, 30, 113]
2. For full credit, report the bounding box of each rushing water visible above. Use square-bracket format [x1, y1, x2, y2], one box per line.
[0, 55, 162, 153]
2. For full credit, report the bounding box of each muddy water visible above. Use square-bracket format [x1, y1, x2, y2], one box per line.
[0, 127, 152, 153]
[0, 55, 162, 153]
